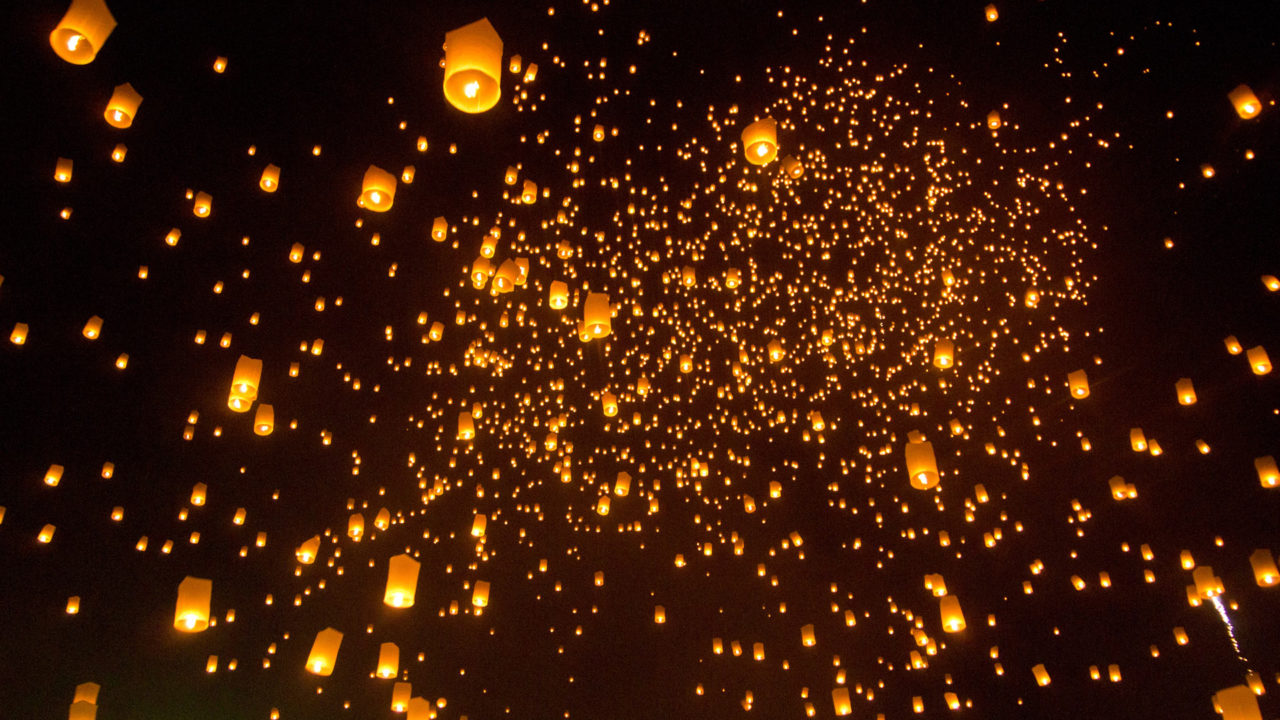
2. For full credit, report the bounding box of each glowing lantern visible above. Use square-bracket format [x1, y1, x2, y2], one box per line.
[376, 642, 399, 679]
[592, 124, 605, 141]
[1067, 369, 1089, 398]
[584, 292, 612, 338]
[781, 155, 804, 178]
[596, 495, 611, 515]
[1032, 664, 1051, 686]
[548, 281, 569, 309]
[253, 404, 274, 436]
[1255, 456, 1278, 488]
[741, 118, 778, 165]
[904, 439, 940, 490]
[1172, 377, 1197, 405]
[1129, 428, 1147, 452]
[504, 166, 518, 185]
[431, 216, 448, 242]
[55, 157, 73, 183]
[348, 513, 365, 542]
[50, 0, 116, 64]
[227, 355, 263, 412]
[458, 412, 475, 441]
[1225, 336, 1243, 354]
[521, 179, 538, 204]
[831, 688, 852, 716]
[259, 164, 280, 192]
[986, 110, 1004, 130]
[932, 339, 955, 368]
[358, 165, 396, 212]
[213, 56, 226, 73]
[939, 595, 966, 632]
[296, 535, 320, 564]
[654, 605, 666, 623]
[78, 315, 102, 340]
[174, 576, 212, 632]
[767, 339, 785, 362]
[305, 627, 343, 676]
[443, 18, 502, 113]
[523, 63, 538, 83]
[471, 513, 487, 538]
[924, 573, 947, 596]
[1228, 84, 1262, 120]
[1249, 549, 1277, 586]
[384, 553, 420, 608]
[984, 3, 998, 21]
[1263, 275, 1280, 292]
[614, 472, 631, 496]
[192, 191, 213, 217]
[407, 697, 433, 720]
[725, 268, 742, 288]
[1192, 566, 1223, 598]
[103, 83, 142, 128]
[10, 323, 28, 345]
[69, 702, 97, 720]
[111, 144, 126, 161]
[492, 259, 519, 293]
[1245, 346, 1271, 375]
[401, 165, 415, 183]
[800, 623, 816, 647]
[190, 482, 207, 506]
[391, 682, 412, 712]
[472, 580, 490, 607]
[1213, 685, 1263, 720]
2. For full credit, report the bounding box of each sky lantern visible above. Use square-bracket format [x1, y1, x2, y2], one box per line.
[391, 682, 412, 712]
[431, 216, 448, 242]
[472, 580, 490, 607]
[548, 281, 569, 309]
[1129, 428, 1147, 452]
[1213, 685, 1263, 720]
[1228, 84, 1262, 119]
[458, 411, 475, 440]
[904, 437, 940, 490]
[1067, 369, 1089, 398]
[1245, 345, 1271, 374]
[1256, 456, 1278, 488]
[443, 18, 502, 113]
[259, 164, 280, 192]
[987, 110, 1002, 129]
[521, 179, 538, 204]
[741, 118, 778, 165]
[471, 513, 487, 537]
[1175, 378, 1196, 405]
[781, 155, 803, 178]
[82, 315, 102, 339]
[227, 355, 262, 412]
[103, 83, 141, 128]
[50, 0, 116, 64]
[173, 576, 212, 632]
[348, 513, 365, 541]
[376, 642, 399, 679]
[192, 192, 212, 217]
[55, 158, 73, 183]
[932, 339, 954, 368]
[1031, 664, 1051, 686]
[601, 391, 618, 416]
[69, 701, 97, 720]
[584, 292, 612, 338]
[832, 688, 852, 716]
[940, 595, 966, 632]
[253, 404, 274, 436]
[800, 623, 816, 647]
[407, 697, 433, 720]
[358, 165, 396, 211]
[383, 553, 420, 608]
[296, 535, 320, 564]
[596, 494, 611, 515]
[984, 3, 998, 21]
[767, 339, 785, 362]
[1249, 549, 1278, 586]
[306, 627, 343, 676]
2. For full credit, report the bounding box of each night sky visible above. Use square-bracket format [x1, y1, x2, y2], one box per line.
[2, 1, 1278, 719]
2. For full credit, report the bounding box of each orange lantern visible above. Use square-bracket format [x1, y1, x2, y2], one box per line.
[227, 355, 263, 412]
[741, 118, 778, 165]
[103, 83, 142, 128]
[259, 164, 280, 192]
[443, 19, 503, 113]
[1228, 84, 1262, 119]
[384, 553, 420, 608]
[358, 165, 396, 211]
[174, 576, 212, 632]
[50, 0, 117, 64]
[306, 627, 343, 676]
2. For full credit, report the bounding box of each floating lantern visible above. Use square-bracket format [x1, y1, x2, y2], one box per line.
[987, 110, 1002, 129]
[69, 702, 97, 720]
[443, 19, 502, 113]
[741, 118, 778, 165]
[781, 155, 804, 178]
[174, 576, 212, 632]
[471, 513, 487, 537]
[1175, 378, 1197, 405]
[1249, 549, 1278, 586]
[1245, 346, 1271, 375]
[654, 605, 666, 623]
[306, 627, 343, 676]
[548, 281, 569, 309]
[1213, 685, 1263, 720]
[521, 179, 538, 204]
[103, 83, 142, 128]
[1228, 84, 1262, 120]
[472, 580, 490, 607]
[228, 355, 263, 412]
[384, 553, 420, 608]
[584, 292, 612, 338]
[376, 642, 399, 679]
[1256, 456, 1278, 488]
[213, 56, 226, 73]
[1067, 369, 1089, 398]
[832, 688, 852, 716]
[801, 623, 816, 646]
[933, 339, 955, 368]
[767, 339, 785, 362]
[50, 0, 117, 64]
[985, 3, 998, 21]
[391, 682, 412, 712]
[348, 513, 364, 541]
[193, 192, 212, 217]
[10, 323, 28, 345]
[1031, 664, 1051, 686]
[431, 216, 448, 242]
[55, 158, 73, 183]
[111, 144, 126, 162]
[940, 595, 966, 632]
[358, 165, 396, 212]
[458, 412, 475, 440]
[1129, 428, 1147, 452]
[259, 164, 280, 192]
[296, 535, 320, 564]
[904, 439, 940, 490]
[253, 404, 274, 436]
[601, 391, 618, 416]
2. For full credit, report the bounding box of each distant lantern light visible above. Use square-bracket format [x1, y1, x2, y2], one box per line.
[259, 164, 280, 192]
[213, 56, 227, 73]
[174, 576, 212, 632]
[741, 118, 779, 165]
[472, 580, 490, 607]
[82, 315, 102, 339]
[296, 535, 320, 564]
[443, 18, 503, 113]
[55, 157, 73, 183]
[1256, 456, 1278, 488]
[50, 0, 117, 64]
[103, 82, 142, 128]
[431, 216, 448, 242]
[306, 627, 343, 676]
[1228, 84, 1262, 119]
[376, 642, 400, 679]
[358, 165, 397, 212]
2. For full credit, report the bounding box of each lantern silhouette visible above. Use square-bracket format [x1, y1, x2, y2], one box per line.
[384, 553, 420, 608]
[376, 642, 399, 678]
[1245, 345, 1271, 375]
[104, 83, 142, 128]
[50, 0, 117, 64]
[443, 18, 503, 113]
[174, 576, 212, 632]
[584, 292, 612, 338]
[905, 439, 939, 490]
[259, 164, 280, 192]
[253, 404, 274, 436]
[1228, 84, 1262, 120]
[1067, 369, 1089, 398]
[932, 339, 954, 368]
[1175, 378, 1196, 405]
[741, 118, 778, 165]
[228, 355, 262, 412]
[306, 627, 343, 676]
[358, 165, 396, 212]
[472, 580, 490, 607]
[940, 595, 966, 632]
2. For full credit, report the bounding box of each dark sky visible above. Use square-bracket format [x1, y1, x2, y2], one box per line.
[1, 1, 1278, 719]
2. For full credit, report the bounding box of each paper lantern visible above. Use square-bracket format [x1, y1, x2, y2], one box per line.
[348, 513, 365, 541]
[1067, 369, 1089, 398]
[111, 144, 126, 162]
[253, 404, 274, 436]
[69, 701, 97, 720]
[987, 110, 1002, 129]
[296, 535, 320, 564]
[801, 623, 816, 647]
[10, 322, 28, 345]
[443, 19, 502, 113]
[933, 339, 955, 368]
[73, 683, 100, 705]
[614, 471, 631, 497]
[259, 164, 280, 192]
[523, 63, 538, 83]
[50, 0, 117, 64]
[1225, 336, 1243, 354]
[1129, 428, 1147, 452]
[213, 56, 227, 73]
[384, 553, 420, 608]
[781, 155, 804, 178]
[391, 682, 412, 712]
[458, 412, 475, 441]
[192, 192, 212, 217]
[767, 339, 785, 362]
[1213, 685, 1263, 720]
[1245, 345, 1271, 375]
[832, 688, 852, 716]
[1228, 84, 1262, 120]
[984, 3, 998, 21]
[940, 595, 966, 632]
[376, 642, 399, 679]
[103, 83, 141, 128]
[592, 123, 605, 141]
[741, 118, 778, 165]
[401, 165, 415, 183]
[521, 179, 538, 204]
[1175, 377, 1197, 405]
[80, 315, 102, 340]
[904, 439, 939, 490]
[306, 627, 343, 676]
[472, 580, 490, 607]
[407, 696, 433, 720]
[653, 605, 666, 623]
[55, 157, 73, 183]
[190, 482, 207, 506]
[358, 165, 396, 212]
[1249, 549, 1277, 586]
[174, 576, 212, 632]
[1256, 456, 1278, 488]
[1031, 664, 1051, 686]
[431, 216, 448, 242]
[584, 292, 612, 338]
[1192, 566, 1223, 598]
[596, 495, 611, 515]
[548, 280, 569, 309]
[228, 355, 263, 412]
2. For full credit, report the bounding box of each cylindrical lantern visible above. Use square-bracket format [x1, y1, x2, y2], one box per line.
[905, 439, 939, 490]
[259, 164, 280, 192]
[548, 280, 569, 309]
[306, 627, 343, 676]
[1031, 664, 1051, 686]
[781, 155, 803, 178]
[521, 179, 537, 204]
[584, 292, 611, 338]
[82, 315, 102, 339]
[383, 553, 420, 608]
[1067, 369, 1089, 398]
[228, 355, 263, 412]
[471, 513, 487, 537]
[104, 83, 142, 128]
[348, 513, 364, 541]
[832, 688, 852, 716]
[1256, 456, 1278, 488]
[614, 471, 631, 497]
[193, 191, 212, 217]
[69, 701, 97, 720]
[407, 696, 433, 720]
[458, 412, 475, 440]
[50, 0, 117, 64]
[1228, 84, 1262, 120]
[358, 165, 397, 212]
[376, 642, 400, 679]
[940, 595, 966, 632]
[1129, 428, 1147, 452]
[391, 682, 412, 712]
[296, 535, 321, 564]
[1175, 377, 1196, 405]
[1245, 345, 1271, 375]
[932, 339, 955, 368]
[984, 4, 998, 21]
[492, 259, 519, 293]
[1213, 685, 1263, 720]
[174, 576, 212, 632]
[1249, 549, 1278, 586]
[596, 494, 611, 516]
[472, 580, 490, 607]
[601, 391, 618, 417]
[767, 339, 784, 362]
[741, 118, 778, 165]
[431, 216, 448, 242]
[253, 404, 274, 436]
[443, 18, 503, 113]
[55, 157, 73, 183]
[987, 110, 1002, 129]
[801, 623, 816, 647]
